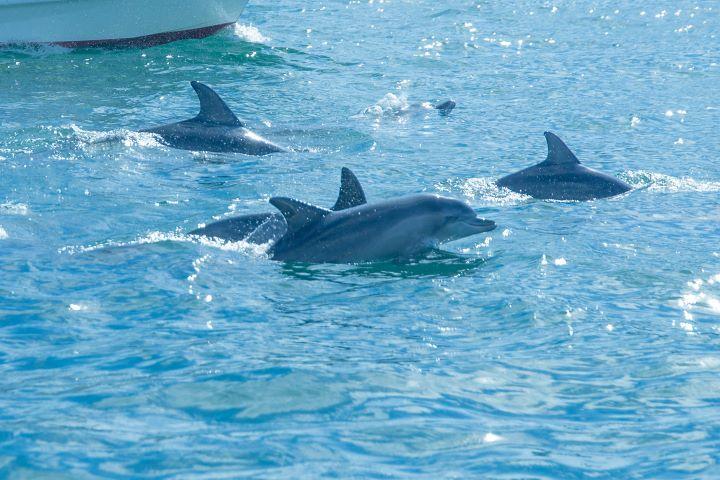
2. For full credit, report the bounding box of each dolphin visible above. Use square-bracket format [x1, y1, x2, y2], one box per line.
[434, 100, 456, 115]
[268, 193, 496, 263]
[360, 93, 456, 118]
[142, 81, 286, 155]
[190, 167, 367, 244]
[496, 132, 632, 201]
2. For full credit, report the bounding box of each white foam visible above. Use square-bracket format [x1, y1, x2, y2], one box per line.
[60, 230, 271, 258]
[622, 170, 720, 192]
[435, 177, 531, 206]
[483, 432, 503, 443]
[0, 202, 29, 216]
[437, 171, 720, 205]
[360, 93, 411, 117]
[70, 125, 162, 148]
[233, 24, 270, 43]
[0, 226, 7, 240]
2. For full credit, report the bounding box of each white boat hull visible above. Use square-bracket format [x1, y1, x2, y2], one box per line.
[0, 0, 249, 47]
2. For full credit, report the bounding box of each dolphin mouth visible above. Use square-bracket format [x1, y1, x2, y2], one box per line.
[464, 217, 496, 232]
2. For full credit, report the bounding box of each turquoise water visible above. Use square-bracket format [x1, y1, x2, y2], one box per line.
[2, 1, 720, 477]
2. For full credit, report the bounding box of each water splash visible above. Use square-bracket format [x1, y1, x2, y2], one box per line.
[622, 170, 720, 192]
[0, 226, 8, 240]
[60, 230, 271, 258]
[359, 93, 411, 117]
[70, 125, 163, 149]
[436, 172, 720, 205]
[0, 202, 30, 216]
[435, 177, 531, 206]
[0, 43, 70, 57]
[233, 24, 271, 44]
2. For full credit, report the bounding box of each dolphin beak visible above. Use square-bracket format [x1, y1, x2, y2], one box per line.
[465, 217, 496, 232]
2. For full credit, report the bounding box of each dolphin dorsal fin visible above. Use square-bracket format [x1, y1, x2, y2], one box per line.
[542, 131, 580, 165]
[332, 167, 367, 211]
[190, 81, 243, 127]
[270, 197, 330, 233]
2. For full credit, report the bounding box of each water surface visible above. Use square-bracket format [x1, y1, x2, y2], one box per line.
[2, 1, 720, 478]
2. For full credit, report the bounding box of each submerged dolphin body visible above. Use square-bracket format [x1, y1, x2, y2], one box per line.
[496, 132, 632, 201]
[361, 93, 456, 117]
[143, 81, 285, 155]
[268, 193, 496, 263]
[190, 168, 367, 244]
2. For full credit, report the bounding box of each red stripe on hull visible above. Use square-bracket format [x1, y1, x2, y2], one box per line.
[51, 22, 233, 49]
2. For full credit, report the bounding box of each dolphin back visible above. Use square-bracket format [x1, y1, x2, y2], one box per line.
[497, 132, 631, 201]
[434, 100, 456, 115]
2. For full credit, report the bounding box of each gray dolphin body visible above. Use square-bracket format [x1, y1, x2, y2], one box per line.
[142, 81, 285, 155]
[190, 168, 367, 244]
[496, 132, 631, 201]
[268, 193, 496, 263]
[434, 100, 456, 115]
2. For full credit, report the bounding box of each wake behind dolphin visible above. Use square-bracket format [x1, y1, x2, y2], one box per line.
[142, 81, 286, 155]
[496, 132, 631, 201]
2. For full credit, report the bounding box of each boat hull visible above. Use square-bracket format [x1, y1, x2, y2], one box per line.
[0, 0, 249, 47]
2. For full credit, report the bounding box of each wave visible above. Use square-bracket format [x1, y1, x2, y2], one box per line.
[436, 170, 720, 206]
[621, 170, 720, 193]
[0, 124, 163, 160]
[0, 43, 70, 59]
[434, 177, 531, 206]
[69, 125, 163, 149]
[60, 230, 271, 257]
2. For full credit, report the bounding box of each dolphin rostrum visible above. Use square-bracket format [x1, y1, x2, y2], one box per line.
[268, 193, 496, 263]
[190, 168, 367, 244]
[142, 81, 285, 155]
[496, 132, 631, 201]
